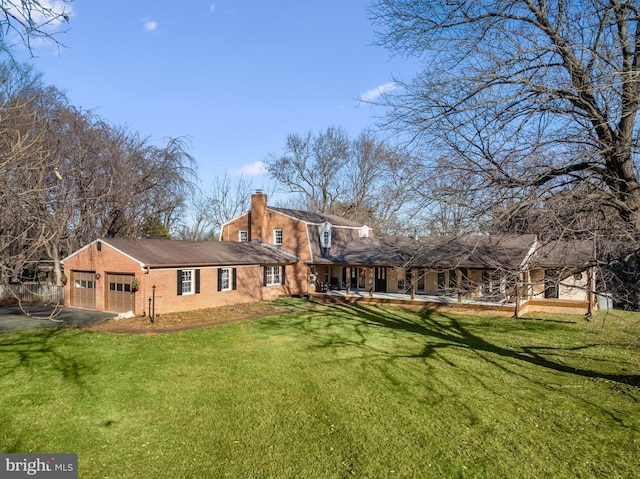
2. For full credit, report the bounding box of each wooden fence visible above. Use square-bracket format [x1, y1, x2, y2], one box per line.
[0, 284, 64, 304]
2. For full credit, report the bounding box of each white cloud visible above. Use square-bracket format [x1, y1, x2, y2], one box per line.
[235, 161, 267, 177]
[210, 4, 216, 13]
[143, 17, 158, 32]
[359, 82, 398, 102]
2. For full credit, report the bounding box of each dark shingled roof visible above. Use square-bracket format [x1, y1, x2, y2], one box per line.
[529, 240, 595, 269]
[101, 238, 298, 268]
[268, 207, 363, 227]
[308, 225, 364, 262]
[315, 234, 538, 270]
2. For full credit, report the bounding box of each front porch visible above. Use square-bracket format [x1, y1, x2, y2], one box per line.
[309, 289, 591, 317]
[309, 264, 594, 317]
[310, 289, 517, 314]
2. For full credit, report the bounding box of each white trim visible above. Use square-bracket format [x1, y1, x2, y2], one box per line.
[520, 236, 539, 271]
[264, 265, 282, 286]
[62, 239, 146, 269]
[219, 267, 232, 291]
[181, 269, 195, 295]
[273, 228, 283, 245]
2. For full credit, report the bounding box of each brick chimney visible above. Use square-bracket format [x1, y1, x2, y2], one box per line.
[250, 191, 267, 242]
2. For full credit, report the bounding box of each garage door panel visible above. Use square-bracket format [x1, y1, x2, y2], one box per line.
[72, 271, 96, 309]
[107, 274, 135, 313]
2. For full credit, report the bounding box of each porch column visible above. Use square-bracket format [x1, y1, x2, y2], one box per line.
[345, 266, 351, 296]
[457, 268, 463, 303]
[368, 267, 374, 298]
[514, 282, 521, 318]
[587, 267, 595, 317]
[410, 268, 416, 300]
[524, 270, 531, 300]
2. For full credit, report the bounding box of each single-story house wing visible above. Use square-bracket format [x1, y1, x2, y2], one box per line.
[63, 238, 298, 315]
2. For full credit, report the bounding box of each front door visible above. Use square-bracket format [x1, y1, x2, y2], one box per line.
[375, 267, 387, 292]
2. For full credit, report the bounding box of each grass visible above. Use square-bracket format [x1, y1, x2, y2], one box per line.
[0, 301, 639, 478]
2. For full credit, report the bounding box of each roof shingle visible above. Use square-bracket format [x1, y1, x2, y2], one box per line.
[99, 238, 298, 268]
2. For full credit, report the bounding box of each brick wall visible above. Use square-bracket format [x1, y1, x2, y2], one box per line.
[221, 193, 312, 295]
[146, 265, 290, 315]
[64, 241, 292, 315]
[63, 241, 143, 313]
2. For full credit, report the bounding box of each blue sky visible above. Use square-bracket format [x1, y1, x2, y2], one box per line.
[21, 1, 420, 189]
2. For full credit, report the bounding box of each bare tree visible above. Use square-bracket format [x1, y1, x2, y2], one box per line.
[0, 0, 71, 56]
[267, 126, 351, 214]
[371, 0, 640, 308]
[177, 173, 270, 240]
[267, 127, 417, 233]
[0, 62, 197, 294]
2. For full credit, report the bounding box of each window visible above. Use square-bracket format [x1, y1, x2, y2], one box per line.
[75, 279, 95, 289]
[274, 229, 283, 245]
[177, 269, 200, 295]
[264, 265, 283, 286]
[182, 270, 193, 295]
[217, 267, 237, 291]
[320, 221, 332, 248]
[239, 230, 247, 242]
[323, 231, 330, 247]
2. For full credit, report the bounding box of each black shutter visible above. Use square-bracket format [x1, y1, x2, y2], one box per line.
[232, 268, 237, 290]
[217, 268, 222, 291]
[263, 267, 267, 286]
[195, 269, 201, 294]
[177, 270, 183, 295]
[281, 265, 286, 285]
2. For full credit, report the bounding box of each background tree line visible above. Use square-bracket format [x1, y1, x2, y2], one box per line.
[0, 63, 195, 286]
[3, 0, 640, 310]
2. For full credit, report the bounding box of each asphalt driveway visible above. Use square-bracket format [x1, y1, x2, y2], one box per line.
[0, 304, 116, 333]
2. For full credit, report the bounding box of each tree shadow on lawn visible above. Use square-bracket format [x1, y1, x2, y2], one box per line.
[284, 303, 640, 389]
[0, 328, 94, 387]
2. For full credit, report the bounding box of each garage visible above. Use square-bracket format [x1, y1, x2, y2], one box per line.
[72, 271, 96, 309]
[106, 273, 135, 313]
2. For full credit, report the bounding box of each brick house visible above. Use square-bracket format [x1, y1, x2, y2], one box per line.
[63, 191, 596, 316]
[62, 238, 297, 314]
[222, 193, 596, 315]
[220, 191, 371, 296]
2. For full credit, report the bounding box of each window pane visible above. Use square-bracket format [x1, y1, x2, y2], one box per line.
[221, 269, 230, 290]
[182, 270, 193, 294]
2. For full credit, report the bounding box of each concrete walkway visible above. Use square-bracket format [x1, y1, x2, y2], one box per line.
[0, 304, 115, 333]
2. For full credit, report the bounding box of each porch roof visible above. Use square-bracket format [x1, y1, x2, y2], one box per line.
[310, 234, 538, 270]
[529, 239, 595, 269]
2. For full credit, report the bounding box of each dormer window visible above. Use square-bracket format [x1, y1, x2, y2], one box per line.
[360, 225, 370, 238]
[320, 221, 332, 248]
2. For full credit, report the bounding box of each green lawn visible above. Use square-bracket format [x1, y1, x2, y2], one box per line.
[1, 301, 639, 478]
